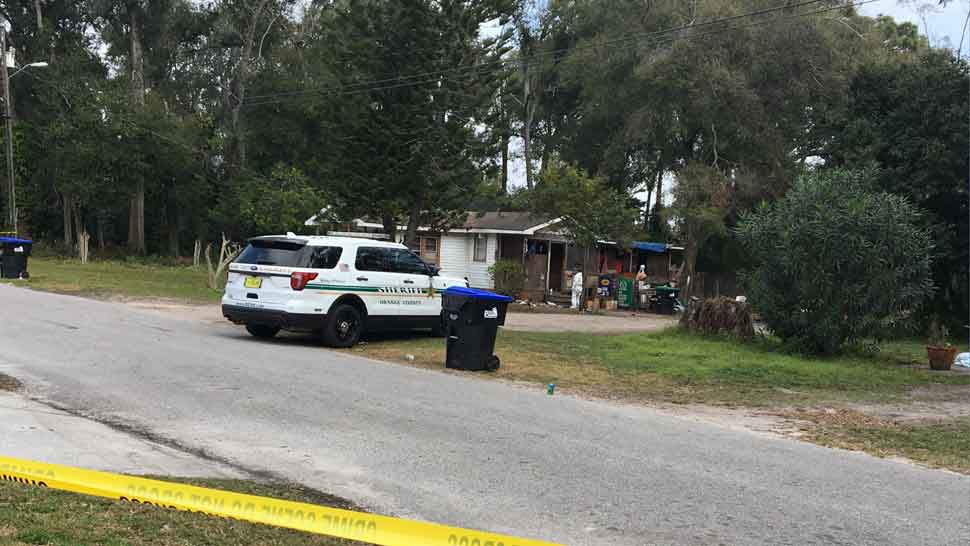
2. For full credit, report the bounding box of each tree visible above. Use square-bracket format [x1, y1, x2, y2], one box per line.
[293, 0, 514, 246]
[547, 0, 878, 270]
[820, 47, 969, 328]
[526, 162, 640, 306]
[736, 169, 935, 355]
[211, 164, 324, 237]
[214, 0, 294, 177]
[667, 163, 730, 300]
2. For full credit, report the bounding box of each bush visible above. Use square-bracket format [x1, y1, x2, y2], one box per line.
[736, 169, 934, 355]
[488, 259, 526, 296]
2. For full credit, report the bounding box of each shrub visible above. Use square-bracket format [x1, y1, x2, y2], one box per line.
[488, 259, 526, 296]
[736, 169, 934, 355]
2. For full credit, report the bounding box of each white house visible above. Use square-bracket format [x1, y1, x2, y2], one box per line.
[305, 210, 685, 301]
[305, 211, 565, 293]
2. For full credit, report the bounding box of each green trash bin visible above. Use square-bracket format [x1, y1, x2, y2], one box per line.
[617, 277, 634, 308]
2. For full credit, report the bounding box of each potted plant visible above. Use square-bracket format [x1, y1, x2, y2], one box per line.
[926, 320, 957, 371]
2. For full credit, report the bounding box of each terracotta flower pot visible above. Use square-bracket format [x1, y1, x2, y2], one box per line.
[926, 345, 957, 371]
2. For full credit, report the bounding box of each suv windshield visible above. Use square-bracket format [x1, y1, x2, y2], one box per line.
[236, 240, 342, 268]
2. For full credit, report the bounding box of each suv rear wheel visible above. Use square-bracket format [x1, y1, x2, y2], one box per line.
[246, 324, 280, 339]
[323, 304, 364, 347]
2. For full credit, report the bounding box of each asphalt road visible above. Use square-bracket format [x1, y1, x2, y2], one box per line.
[1, 285, 967, 546]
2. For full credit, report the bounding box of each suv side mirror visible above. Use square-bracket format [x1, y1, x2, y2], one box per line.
[428, 264, 440, 276]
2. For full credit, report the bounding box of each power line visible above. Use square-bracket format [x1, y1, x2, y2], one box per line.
[244, 0, 838, 103]
[243, 0, 872, 105]
[243, 0, 878, 108]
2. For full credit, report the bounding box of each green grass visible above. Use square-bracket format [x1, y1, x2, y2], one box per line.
[0, 257, 220, 303]
[795, 415, 970, 473]
[355, 329, 970, 405]
[0, 478, 369, 546]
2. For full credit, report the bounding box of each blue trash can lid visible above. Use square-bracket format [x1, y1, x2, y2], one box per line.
[443, 286, 513, 302]
[0, 237, 32, 244]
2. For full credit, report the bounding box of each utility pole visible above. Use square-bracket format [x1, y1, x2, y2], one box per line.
[0, 27, 15, 233]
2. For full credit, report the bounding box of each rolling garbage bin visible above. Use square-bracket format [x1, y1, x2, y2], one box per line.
[654, 286, 680, 314]
[442, 286, 512, 371]
[0, 237, 32, 279]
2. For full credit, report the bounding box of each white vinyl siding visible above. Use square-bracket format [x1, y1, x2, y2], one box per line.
[466, 234, 496, 288]
[439, 235, 467, 281]
[439, 233, 496, 289]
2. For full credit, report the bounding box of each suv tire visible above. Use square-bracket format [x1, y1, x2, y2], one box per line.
[323, 304, 364, 348]
[246, 324, 280, 339]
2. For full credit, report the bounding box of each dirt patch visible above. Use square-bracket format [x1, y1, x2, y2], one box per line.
[119, 299, 225, 324]
[0, 373, 22, 392]
[781, 407, 893, 429]
[776, 408, 970, 474]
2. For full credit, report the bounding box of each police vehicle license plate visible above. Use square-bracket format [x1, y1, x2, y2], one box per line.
[244, 276, 262, 289]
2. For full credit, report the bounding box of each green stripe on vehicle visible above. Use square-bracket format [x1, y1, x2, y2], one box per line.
[305, 284, 381, 292]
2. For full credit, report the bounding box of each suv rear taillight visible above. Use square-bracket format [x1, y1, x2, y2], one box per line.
[290, 271, 318, 291]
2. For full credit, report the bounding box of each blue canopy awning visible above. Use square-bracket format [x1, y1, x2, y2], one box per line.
[633, 241, 668, 253]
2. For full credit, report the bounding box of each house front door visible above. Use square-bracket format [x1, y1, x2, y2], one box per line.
[549, 242, 565, 293]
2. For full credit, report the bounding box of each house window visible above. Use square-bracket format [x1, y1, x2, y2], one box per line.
[473, 235, 487, 262]
[413, 236, 439, 264]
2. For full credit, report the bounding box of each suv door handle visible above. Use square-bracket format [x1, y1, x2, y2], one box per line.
[356, 276, 368, 281]
[403, 279, 415, 284]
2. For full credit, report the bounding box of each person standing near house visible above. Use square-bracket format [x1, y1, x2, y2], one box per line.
[571, 264, 584, 310]
[635, 265, 647, 311]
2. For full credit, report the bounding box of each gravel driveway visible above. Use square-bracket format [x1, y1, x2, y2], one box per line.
[503, 310, 677, 333]
[124, 300, 678, 334]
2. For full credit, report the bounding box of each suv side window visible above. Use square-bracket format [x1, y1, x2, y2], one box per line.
[306, 246, 342, 269]
[388, 249, 430, 276]
[355, 247, 390, 272]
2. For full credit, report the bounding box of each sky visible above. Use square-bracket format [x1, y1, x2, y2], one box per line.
[859, 0, 970, 52]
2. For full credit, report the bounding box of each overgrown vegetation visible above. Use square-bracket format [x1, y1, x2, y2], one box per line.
[737, 169, 935, 355]
[488, 259, 527, 297]
[0, 478, 369, 546]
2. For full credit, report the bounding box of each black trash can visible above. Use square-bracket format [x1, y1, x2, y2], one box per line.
[0, 237, 32, 279]
[654, 286, 679, 315]
[442, 286, 512, 371]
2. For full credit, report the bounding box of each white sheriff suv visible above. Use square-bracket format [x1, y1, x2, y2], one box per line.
[222, 234, 468, 347]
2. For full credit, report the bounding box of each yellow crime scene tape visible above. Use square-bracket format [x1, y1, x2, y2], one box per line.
[0, 455, 562, 546]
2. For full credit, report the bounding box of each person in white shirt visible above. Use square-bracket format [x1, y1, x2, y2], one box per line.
[571, 264, 584, 309]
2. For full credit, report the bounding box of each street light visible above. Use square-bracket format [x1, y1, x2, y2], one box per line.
[0, 30, 48, 233]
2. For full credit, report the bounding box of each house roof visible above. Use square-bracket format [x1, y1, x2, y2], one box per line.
[306, 208, 561, 235]
[458, 212, 557, 233]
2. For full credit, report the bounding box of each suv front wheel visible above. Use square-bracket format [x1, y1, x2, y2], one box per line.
[323, 304, 364, 347]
